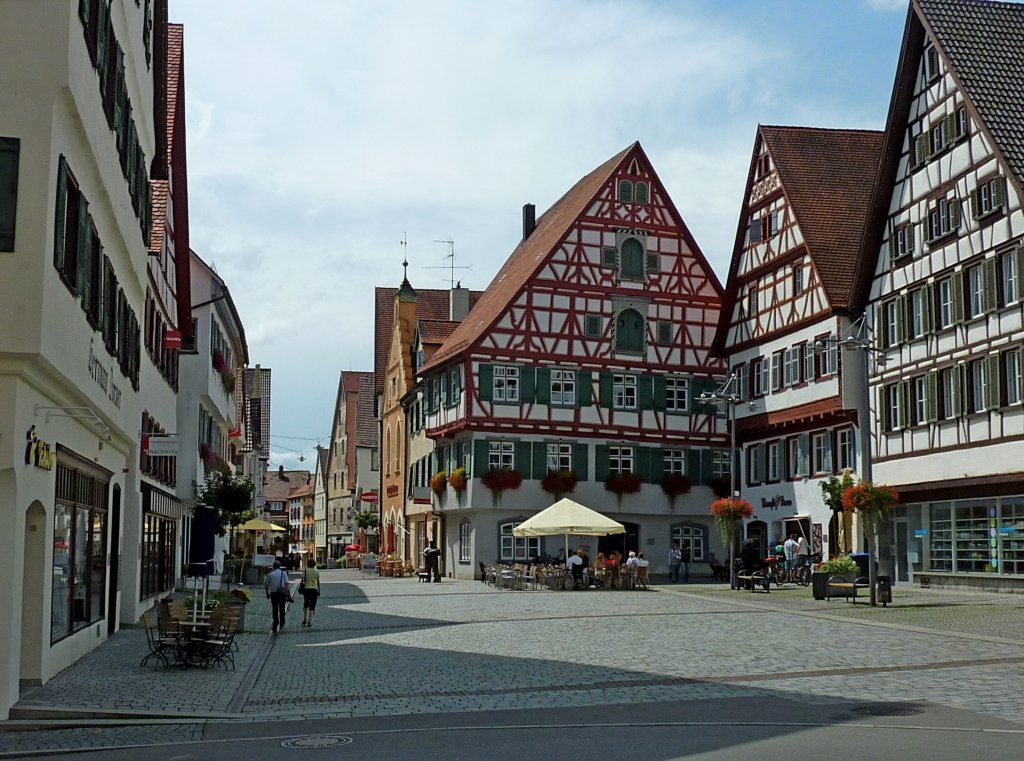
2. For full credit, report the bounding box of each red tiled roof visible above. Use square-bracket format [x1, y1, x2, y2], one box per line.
[373, 287, 482, 395]
[421, 144, 635, 373]
[418, 319, 460, 346]
[263, 469, 311, 503]
[760, 126, 882, 309]
[149, 179, 168, 253]
[356, 372, 377, 448]
[166, 24, 183, 150]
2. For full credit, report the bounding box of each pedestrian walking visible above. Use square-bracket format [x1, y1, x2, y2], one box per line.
[680, 544, 692, 583]
[669, 542, 682, 583]
[796, 533, 809, 568]
[264, 560, 291, 633]
[423, 540, 442, 582]
[299, 559, 320, 628]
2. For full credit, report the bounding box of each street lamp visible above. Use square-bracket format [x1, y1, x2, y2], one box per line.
[700, 373, 741, 589]
[813, 320, 887, 606]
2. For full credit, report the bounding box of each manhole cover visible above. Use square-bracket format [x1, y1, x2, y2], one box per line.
[281, 735, 354, 749]
[852, 703, 925, 717]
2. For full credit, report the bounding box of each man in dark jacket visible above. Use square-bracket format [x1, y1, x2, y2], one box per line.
[423, 540, 442, 582]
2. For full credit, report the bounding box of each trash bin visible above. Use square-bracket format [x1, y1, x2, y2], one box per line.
[850, 553, 874, 579]
[877, 575, 892, 606]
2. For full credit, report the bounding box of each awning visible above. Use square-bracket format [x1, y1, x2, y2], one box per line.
[237, 518, 287, 532]
[513, 498, 625, 537]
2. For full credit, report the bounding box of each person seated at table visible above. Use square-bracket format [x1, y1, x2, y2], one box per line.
[636, 552, 650, 568]
[625, 550, 640, 570]
[566, 549, 585, 587]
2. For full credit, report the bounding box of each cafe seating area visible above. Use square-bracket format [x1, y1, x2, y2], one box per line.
[482, 562, 651, 591]
[142, 599, 241, 670]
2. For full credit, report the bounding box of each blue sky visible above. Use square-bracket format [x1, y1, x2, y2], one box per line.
[171, 0, 909, 468]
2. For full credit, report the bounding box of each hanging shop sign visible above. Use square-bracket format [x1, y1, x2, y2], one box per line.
[386, 484, 400, 498]
[24, 426, 55, 471]
[360, 492, 378, 503]
[761, 495, 792, 510]
[164, 330, 182, 350]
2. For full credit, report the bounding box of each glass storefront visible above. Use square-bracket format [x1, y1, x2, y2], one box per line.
[51, 461, 108, 644]
[912, 497, 1024, 576]
[140, 513, 176, 599]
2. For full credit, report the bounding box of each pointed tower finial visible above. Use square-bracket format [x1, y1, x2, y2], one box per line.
[397, 232, 416, 301]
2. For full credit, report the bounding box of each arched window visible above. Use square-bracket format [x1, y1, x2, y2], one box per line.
[620, 237, 645, 279]
[384, 428, 391, 475]
[671, 523, 706, 561]
[634, 182, 649, 204]
[394, 421, 402, 472]
[459, 520, 472, 563]
[617, 180, 633, 203]
[615, 308, 645, 353]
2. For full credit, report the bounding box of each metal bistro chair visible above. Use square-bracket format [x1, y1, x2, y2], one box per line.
[140, 611, 175, 668]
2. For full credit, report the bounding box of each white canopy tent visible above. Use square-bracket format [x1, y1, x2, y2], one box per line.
[513, 498, 625, 556]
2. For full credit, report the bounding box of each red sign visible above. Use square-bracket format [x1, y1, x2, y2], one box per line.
[386, 484, 400, 498]
[360, 492, 378, 503]
[164, 330, 182, 350]
[413, 498, 431, 505]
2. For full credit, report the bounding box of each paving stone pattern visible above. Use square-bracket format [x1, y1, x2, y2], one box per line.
[4, 571, 1024, 755]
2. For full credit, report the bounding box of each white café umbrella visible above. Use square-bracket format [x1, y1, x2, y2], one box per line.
[513, 498, 626, 557]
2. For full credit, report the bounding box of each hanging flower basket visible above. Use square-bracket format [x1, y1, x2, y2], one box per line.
[841, 482, 899, 532]
[448, 467, 467, 494]
[429, 471, 448, 497]
[212, 348, 227, 374]
[710, 497, 753, 546]
[660, 473, 692, 510]
[709, 476, 732, 499]
[541, 469, 578, 500]
[605, 471, 641, 505]
[482, 468, 522, 507]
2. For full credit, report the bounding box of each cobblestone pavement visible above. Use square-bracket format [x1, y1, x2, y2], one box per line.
[3, 571, 1024, 756]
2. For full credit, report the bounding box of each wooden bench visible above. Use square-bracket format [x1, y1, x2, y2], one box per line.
[826, 576, 870, 603]
[735, 571, 770, 592]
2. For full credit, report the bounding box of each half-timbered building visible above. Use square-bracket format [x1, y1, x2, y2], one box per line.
[417, 143, 727, 578]
[856, 0, 1024, 590]
[714, 126, 881, 559]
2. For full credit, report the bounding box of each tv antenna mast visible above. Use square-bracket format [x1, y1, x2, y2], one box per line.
[425, 237, 471, 289]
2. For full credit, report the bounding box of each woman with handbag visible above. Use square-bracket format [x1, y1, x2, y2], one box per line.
[298, 559, 321, 628]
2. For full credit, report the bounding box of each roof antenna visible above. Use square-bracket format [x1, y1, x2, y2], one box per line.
[427, 237, 471, 289]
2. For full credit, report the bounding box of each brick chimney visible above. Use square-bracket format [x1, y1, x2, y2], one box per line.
[450, 285, 469, 321]
[522, 203, 536, 240]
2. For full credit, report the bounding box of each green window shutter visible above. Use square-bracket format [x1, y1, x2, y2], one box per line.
[982, 258, 998, 312]
[950, 198, 962, 232]
[635, 446, 651, 483]
[95, 0, 109, 77]
[969, 188, 980, 219]
[477, 364, 493, 402]
[896, 294, 908, 343]
[515, 441, 532, 478]
[649, 447, 665, 484]
[573, 443, 588, 481]
[639, 375, 654, 410]
[898, 380, 910, 428]
[906, 223, 915, 254]
[878, 387, 889, 431]
[993, 178, 1005, 210]
[915, 132, 930, 165]
[942, 113, 956, 145]
[621, 238, 644, 279]
[535, 367, 551, 404]
[53, 157, 68, 271]
[701, 449, 714, 485]
[594, 445, 609, 483]
[951, 271, 965, 323]
[926, 371, 939, 422]
[576, 370, 591, 408]
[0, 138, 20, 252]
[114, 49, 126, 159]
[924, 282, 935, 334]
[1019, 348, 1024, 403]
[472, 439, 489, 477]
[75, 199, 90, 297]
[519, 366, 535, 404]
[653, 375, 667, 411]
[687, 449, 702, 484]
[532, 442, 547, 480]
[599, 372, 613, 408]
[950, 364, 963, 417]
[96, 251, 107, 330]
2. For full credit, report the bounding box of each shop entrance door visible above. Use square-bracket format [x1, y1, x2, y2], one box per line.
[107, 486, 120, 635]
[745, 520, 767, 558]
[894, 518, 909, 582]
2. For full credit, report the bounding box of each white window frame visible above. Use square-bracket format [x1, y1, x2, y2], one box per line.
[493, 365, 520, 403]
[488, 441, 515, 470]
[608, 446, 634, 475]
[910, 289, 925, 338]
[551, 368, 576, 406]
[459, 521, 471, 563]
[941, 366, 957, 420]
[884, 300, 899, 346]
[1001, 252, 1020, 306]
[771, 352, 783, 392]
[671, 525, 705, 561]
[784, 346, 801, 387]
[836, 428, 854, 472]
[937, 278, 953, 328]
[793, 265, 804, 294]
[967, 265, 984, 319]
[752, 359, 765, 397]
[1006, 351, 1022, 406]
[666, 377, 688, 412]
[546, 443, 572, 471]
[970, 359, 987, 413]
[886, 384, 903, 431]
[811, 433, 827, 474]
[499, 521, 539, 562]
[766, 441, 780, 482]
[613, 374, 638, 410]
[748, 445, 763, 485]
[713, 450, 730, 478]
[913, 376, 927, 425]
[787, 438, 800, 479]
[664, 448, 686, 475]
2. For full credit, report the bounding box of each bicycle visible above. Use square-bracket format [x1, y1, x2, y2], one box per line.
[791, 553, 823, 586]
[763, 556, 788, 586]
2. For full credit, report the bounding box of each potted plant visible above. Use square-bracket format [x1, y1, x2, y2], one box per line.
[541, 468, 578, 500]
[814, 554, 860, 600]
[710, 497, 753, 588]
[605, 471, 641, 506]
[449, 467, 467, 504]
[481, 468, 522, 507]
[842, 480, 899, 603]
[660, 473, 692, 510]
[709, 476, 731, 499]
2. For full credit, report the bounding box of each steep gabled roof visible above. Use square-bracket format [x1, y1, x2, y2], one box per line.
[263, 469, 311, 503]
[373, 287, 483, 395]
[854, 0, 1024, 309]
[356, 372, 377, 447]
[422, 142, 719, 374]
[920, 0, 1024, 190]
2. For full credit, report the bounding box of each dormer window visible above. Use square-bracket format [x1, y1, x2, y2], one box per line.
[756, 153, 771, 179]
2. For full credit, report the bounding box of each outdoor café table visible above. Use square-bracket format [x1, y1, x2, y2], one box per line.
[619, 569, 637, 590]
